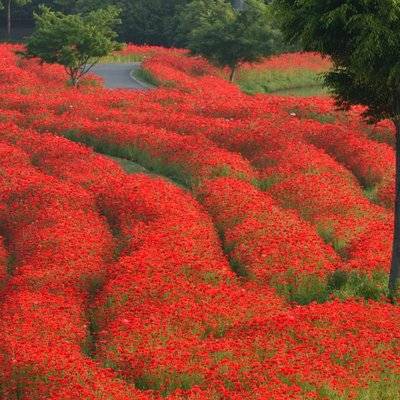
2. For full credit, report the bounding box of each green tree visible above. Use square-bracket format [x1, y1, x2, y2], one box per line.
[22, 6, 121, 86]
[273, 0, 400, 298]
[54, 0, 111, 14]
[1, 0, 31, 37]
[178, 0, 277, 81]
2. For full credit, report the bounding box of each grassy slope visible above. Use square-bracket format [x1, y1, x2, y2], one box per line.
[60, 53, 400, 398]
[237, 68, 328, 97]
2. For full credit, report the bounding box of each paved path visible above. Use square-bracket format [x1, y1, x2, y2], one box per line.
[91, 62, 151, 90]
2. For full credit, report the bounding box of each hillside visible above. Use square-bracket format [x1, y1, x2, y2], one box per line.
[0, 44, 398, 399]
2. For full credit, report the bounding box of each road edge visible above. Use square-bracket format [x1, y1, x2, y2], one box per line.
[129, 65, 154, 89]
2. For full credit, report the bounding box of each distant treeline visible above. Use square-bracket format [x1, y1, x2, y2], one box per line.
[1, 0, 201, 45]
[1, 0, 288, 48]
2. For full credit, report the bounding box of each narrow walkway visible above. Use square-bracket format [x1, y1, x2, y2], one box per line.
[91, 62, 151, 90]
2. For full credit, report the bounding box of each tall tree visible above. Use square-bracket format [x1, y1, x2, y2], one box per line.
[178, 0, 276, 81]
[273, 0, 400, 298]
[2, 0, 31, 37]
[21, 6, 121, 86]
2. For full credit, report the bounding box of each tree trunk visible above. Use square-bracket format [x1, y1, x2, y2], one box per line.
[7, 0, 11, 38]
[68, 68, 80, 88]
[71, 76, 80, 87]
[389, 118, 400, 300]
[229, 66, 237, 82]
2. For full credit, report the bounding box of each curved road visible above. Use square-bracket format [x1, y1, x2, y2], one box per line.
[91, 62, 151, 90]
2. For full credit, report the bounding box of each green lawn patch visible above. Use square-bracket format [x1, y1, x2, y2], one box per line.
[237, 68, 328, 97]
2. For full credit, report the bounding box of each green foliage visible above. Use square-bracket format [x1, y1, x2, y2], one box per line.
[229, 257, 249, 278]
[283, 373, 400, 400]
[53, 0, 193, 47]
[273, 272, 330, 305]
[271, 86, 328, 97]
[273, 0, 400, 122]
[179, 0, 277, 81]
[363, 185, 379, 203]
[316, 224, 349, 259]
[0, 0, 31, 10]
[273, 269, 388, 305]
[21, 6, 121, 86]
[0, 0, 192, 45]
[328, 270, 388, 301]
[108, 155, 147, 174]
[354, 374, 400, 400]
[116, 0, 191, 47]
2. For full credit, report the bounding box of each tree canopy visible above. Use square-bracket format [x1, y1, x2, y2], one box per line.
[1, 0, 193, 46]
[273, 0, 400, 297]
[22, 6, 121, 86]
[179, 0, 277, 81]
[1, 0, 287, 47]
[273, 0, 400, 122]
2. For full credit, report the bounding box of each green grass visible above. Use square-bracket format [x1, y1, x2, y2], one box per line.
[295, 109, 337, 124]
[273, 269, 389, 305]
[6, 254, 17, 276]
[364, 185, 379, 203]
[354, 374, 400, 400]
[99, 53, 145, 63]
[314, 373, 400, 400]
[317, 224, 349, 259]
[132, 68, 160, 87]
[108, 155, 147, 174]
[281, 372, 400, 400]
[273, 85, 330, 97]
[134, 370, 204, 397]
[365, 127, 396, 148]
[63, 130, 190, 188]
[237, 68, 329, 97]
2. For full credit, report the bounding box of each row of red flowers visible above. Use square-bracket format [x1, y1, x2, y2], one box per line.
[0, 138, 149, 399]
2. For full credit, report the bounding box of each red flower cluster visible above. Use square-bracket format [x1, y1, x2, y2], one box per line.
[93, 174, 285, 397]
[240, 51, 331, 72]
[0, 44, 399, 399]
[298, 119, 395, 208]
[0, 139, 147, 399]
[0, 236, 7, 289]
[198, 177, 338, 282]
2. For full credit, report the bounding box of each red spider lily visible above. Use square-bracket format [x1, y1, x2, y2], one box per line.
[0, 43, 398, 399]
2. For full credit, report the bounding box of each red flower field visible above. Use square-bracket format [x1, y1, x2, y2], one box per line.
[0, 44, 399, 399]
